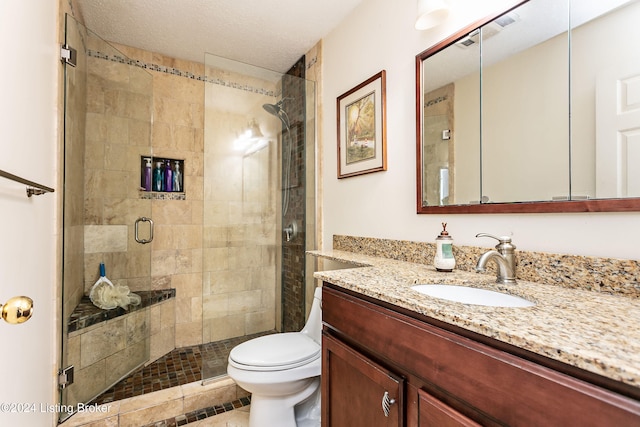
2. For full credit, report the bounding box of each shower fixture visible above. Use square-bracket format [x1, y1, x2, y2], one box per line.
[263, 98, 295, 218]
[262, 98, 292, 129]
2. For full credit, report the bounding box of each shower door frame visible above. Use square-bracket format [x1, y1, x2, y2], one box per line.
[60, 15, 154, 422]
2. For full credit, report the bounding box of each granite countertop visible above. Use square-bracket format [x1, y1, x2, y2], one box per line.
[309, 249, 640, 389]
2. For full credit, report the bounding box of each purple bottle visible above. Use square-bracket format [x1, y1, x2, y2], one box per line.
[164, 159, 173, 192]
[143, 158, 152, 191]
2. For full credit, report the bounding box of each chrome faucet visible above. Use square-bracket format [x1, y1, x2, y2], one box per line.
[475, 233, 517, 284]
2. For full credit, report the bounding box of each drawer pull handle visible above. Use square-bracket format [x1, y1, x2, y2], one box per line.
[382, 391, 396, 417]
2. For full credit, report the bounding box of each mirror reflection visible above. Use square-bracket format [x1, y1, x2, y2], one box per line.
[416, 0, 640, 213]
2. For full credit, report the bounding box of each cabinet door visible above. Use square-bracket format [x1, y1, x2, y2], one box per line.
[418, 389, 480, 427]
[322, 333, 404, 427]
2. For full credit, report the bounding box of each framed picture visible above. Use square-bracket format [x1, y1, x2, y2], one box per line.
[337, 70, 387, 178]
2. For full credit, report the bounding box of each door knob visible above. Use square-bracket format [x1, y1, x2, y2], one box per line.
[1, 296, 34, 324]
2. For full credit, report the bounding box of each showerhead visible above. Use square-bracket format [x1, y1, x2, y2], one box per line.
[262, 102, 283, 116]
[262, 99, 290, 128]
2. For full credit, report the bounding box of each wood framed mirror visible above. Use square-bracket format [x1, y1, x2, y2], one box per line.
[416, 0, 640, 213]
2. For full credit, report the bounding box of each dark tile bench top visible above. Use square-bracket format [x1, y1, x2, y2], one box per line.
[68, 289, 176, 334]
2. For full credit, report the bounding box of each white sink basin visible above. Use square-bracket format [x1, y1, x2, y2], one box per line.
[411, 284, 535, 307]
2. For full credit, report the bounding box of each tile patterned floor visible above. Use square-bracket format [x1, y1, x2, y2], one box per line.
[91, 331, 274, 405]
[141, 396, 251, 427]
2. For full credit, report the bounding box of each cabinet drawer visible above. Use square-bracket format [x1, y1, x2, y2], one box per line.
[418, 388, 481, 427]
[323, 285, 640, 426]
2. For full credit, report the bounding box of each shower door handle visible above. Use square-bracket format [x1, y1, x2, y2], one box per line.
[135, 217, 154, 244]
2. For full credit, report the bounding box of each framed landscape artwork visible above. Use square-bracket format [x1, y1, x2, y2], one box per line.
[337, 70, 387, 178]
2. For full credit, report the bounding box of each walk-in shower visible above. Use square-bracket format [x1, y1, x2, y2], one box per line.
[60, 15, 316, 424]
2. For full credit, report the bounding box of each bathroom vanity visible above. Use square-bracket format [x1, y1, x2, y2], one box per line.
[313, 250, 640, 426]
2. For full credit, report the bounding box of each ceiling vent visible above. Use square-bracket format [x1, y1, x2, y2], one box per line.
[455, 12, 520, 48]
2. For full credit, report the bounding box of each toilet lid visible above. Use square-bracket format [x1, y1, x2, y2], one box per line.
[229, 332, 320, 371]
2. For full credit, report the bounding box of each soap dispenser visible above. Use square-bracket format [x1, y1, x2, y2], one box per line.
[153, 161, 164, 192]
[173, 161, 182, 192]
[143, 157, 152, 191]
[434, 223, 456, 272]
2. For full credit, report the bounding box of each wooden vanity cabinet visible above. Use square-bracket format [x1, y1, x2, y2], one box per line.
[321, 284, 640, 427]
[323, 333, 404, 426]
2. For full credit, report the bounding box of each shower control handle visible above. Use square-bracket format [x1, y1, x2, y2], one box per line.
[283, 221, 298, 242]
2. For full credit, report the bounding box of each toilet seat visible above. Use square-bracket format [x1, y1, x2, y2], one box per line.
[229, 332, 320, 371]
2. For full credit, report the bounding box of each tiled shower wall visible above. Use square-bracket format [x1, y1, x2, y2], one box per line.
[66, 306, 151, 406]
[61, 20, 179, 408]
[281, 57, 308, 332]
[201, 58, 281, 345]
[106, 42, 206, 352]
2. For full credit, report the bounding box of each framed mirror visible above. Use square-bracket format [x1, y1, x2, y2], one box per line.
[416, 0, 640, 213]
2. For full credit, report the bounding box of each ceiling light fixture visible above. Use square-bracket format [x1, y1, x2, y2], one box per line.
[234, 119, 267, 154]
[415, 0, 450, 30]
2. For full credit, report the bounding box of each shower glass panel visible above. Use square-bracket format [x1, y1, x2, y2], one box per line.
[60, 15, 153, 422]
[201, 53, 316, 380]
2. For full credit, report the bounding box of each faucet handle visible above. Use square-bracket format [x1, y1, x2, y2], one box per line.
[476, 233, 515, 252]
[475, 233, 511, 243]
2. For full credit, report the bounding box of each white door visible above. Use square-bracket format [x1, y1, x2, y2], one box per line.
[0, 0, 57, 426]
[596, 61, 640, 198]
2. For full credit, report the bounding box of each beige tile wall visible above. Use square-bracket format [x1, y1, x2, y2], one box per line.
[105, 43, 206, 349]
[82, 38, 154, 297]
[66, 307, 151, 407]
[193, 59, 284, 344]
[202, 100, 278, 343]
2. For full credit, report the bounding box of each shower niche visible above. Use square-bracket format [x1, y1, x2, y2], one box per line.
[140, 156, 185, 195]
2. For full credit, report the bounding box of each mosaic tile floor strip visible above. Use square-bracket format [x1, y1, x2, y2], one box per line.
[91, 331, 275, 405]
[141, 396, 251, 427]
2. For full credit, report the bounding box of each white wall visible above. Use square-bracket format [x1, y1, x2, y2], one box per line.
[321, 0, 640, 260]
[0, 0, 58, 425]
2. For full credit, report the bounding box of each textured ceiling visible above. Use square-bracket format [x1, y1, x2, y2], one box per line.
[76, 0, 363, 73]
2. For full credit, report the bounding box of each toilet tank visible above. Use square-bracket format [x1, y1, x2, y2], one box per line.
[300, 287, 323, 344]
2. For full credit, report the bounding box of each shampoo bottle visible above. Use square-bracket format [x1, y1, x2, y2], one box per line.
[434, 223, 456, 272]
[153, 161, 163, 191]
[143, 157, 152, 191]
[164, 159, 173, 192]
[173, 161, 182, 192]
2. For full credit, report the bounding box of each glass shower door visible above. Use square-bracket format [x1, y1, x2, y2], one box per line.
[60, 15, 153, 422]
[200, 53, 316, 381]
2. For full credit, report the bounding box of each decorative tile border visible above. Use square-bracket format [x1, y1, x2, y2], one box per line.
[139, 191, 187, 201]
[142, 396, 251, 427]
[332, 235, 640, 298]
[87, 49, 279, 97]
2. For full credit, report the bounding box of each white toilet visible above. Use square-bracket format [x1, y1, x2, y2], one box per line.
[227, 286, 323, 427]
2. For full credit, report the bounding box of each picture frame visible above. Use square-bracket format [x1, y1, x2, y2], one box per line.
[337, 70, 387, 178]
